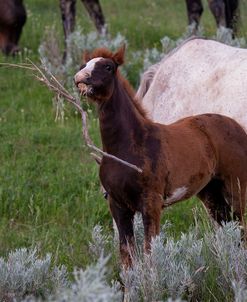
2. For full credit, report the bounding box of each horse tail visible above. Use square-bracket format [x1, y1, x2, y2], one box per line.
[136, 61, 160, 101]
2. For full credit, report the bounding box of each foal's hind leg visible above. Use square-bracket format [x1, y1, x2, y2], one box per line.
[222, 177, 247, 224]
[197, 179, 233, 224]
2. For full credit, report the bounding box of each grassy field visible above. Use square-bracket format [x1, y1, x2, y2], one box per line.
[0, 0, 247, 274]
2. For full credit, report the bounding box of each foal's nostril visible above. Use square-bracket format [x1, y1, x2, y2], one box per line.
[74, 77, 91, 87]
[82, 76, 91, 85]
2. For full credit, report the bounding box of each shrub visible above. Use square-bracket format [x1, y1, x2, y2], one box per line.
[39, 27, 127, 88]
[120, 218, 247, 302]
[0, 248, 68, 301]
[120, 224, 204, 301]
[49, 256, 122, 302]
[2, 220, 247, 301]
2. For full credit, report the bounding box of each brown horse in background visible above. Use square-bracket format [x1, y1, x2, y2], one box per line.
[0, 0, 106, 56]
[0, 0, 26, 55]
[74, 46, 247, 267]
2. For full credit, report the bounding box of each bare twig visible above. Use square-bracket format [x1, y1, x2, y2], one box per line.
[0, 61, 143, 173]
[0, 62, 35, 71]
[88, 144, 143, 173]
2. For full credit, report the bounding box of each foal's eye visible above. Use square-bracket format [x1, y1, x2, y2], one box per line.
[105, 65, 112, 72]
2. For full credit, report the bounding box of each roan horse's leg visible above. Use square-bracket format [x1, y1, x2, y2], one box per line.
[109, 197, 135, 268]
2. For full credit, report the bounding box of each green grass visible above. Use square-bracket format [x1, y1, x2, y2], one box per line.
[0, 67, 110, 269]
[0, 0, 247, 273]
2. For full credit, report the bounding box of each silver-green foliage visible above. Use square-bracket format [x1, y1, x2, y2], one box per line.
[214, 26, 247, 47]
[205, 222, 247, 301]
[120, 219, 247, 302]
[121, 227, 204, 301]
[39, 27, 127, 87]
[89, 225, 110, 258]
[21, 255, 122, 302]
[2, 220, 247, 302]
[232, 280, 247, 302]
[0, 248, 68, 301]
[50, 256, 122, 302]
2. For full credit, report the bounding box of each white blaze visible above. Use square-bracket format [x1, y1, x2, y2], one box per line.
[74, 57, 103, 84]
[84, 57, 103, 72]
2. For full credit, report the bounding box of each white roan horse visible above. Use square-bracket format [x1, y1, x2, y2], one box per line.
[136, 37, 247, 131]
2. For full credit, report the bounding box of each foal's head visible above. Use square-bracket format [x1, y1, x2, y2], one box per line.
[74, 46, 125, 101]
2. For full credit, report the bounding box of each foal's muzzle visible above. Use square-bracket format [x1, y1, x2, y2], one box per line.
[74, 76, 91, 87]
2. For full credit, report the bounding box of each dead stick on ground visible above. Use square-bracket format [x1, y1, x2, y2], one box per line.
[0, 61, 143, 173]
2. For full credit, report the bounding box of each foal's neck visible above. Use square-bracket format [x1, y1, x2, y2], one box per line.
[98, 77, 147, 155]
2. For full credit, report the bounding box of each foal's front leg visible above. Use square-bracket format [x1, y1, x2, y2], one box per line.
[142, 192, 163, 253]
[108, 196, 135, 268]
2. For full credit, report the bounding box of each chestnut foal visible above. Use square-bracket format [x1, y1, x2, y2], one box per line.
[74, 46, 247, 267]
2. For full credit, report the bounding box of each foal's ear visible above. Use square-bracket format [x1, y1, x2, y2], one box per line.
[82, 50, 91, 63]
[113, 44, 126, 66]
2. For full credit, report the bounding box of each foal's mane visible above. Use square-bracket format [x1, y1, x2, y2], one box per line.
[89, 47, 148, 119]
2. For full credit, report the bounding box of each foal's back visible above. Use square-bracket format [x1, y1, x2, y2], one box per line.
[163, 113, 247, 180]
[161, 113, 247, 223]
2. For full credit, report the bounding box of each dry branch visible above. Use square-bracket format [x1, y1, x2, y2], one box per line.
[0, 61, 143, 173]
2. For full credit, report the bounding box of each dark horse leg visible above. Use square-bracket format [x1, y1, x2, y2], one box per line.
[185, 0, 204, 29]
[109, 196, 135, 268]
[59, 0, 76, 42]
[224, 0, 239, 34]
[81, 0, 107, 35]
[197, 178, 244, 224]
[59, 0, 76, 61]
[208, 0, 239, 35]
[59, 0, 106, 37]
[185, 0, 239, 36]
[59, 0, 107, 59]
[208, 0, 226, 27]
